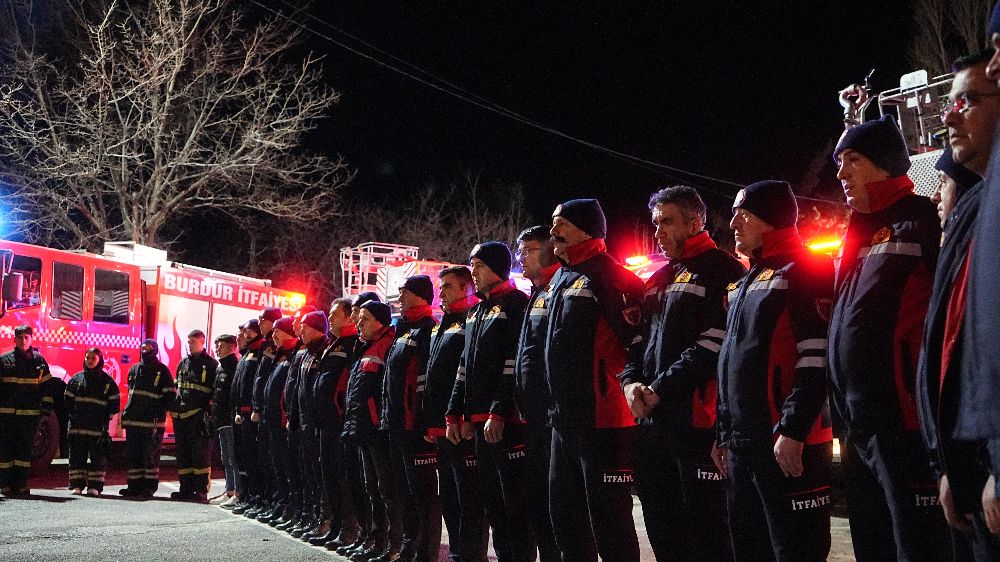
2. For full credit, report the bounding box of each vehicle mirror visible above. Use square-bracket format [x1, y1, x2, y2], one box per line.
[2, 272, 23, 302]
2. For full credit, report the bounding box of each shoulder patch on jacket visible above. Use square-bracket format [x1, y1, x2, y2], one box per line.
[674, 271, 692, 283]
[872, 226, 892, 245]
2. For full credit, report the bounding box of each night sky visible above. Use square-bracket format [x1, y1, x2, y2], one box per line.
[289, 2, 916, 255]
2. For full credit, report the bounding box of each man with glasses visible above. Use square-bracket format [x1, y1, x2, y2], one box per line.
[828, 115, 948, 561]
[919, 50, 1000, 559]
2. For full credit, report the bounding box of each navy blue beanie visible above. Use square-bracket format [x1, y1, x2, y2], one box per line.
[553, 198, 607, 239]
[834, 115, 911, 177]
[142, 338, 159, 355]
[733, 180, 799, 230]
[990, 1, 1000, 35]
[935, 147, 982, 193]
[361, 301, 392, 327]
[401, 275, 434, 304]
[470, 242, 512, 280]
[352, 291, 381, 309]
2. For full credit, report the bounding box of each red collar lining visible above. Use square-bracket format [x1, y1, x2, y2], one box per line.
[564, 238, 607, 265]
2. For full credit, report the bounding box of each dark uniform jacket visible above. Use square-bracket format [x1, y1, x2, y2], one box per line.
[382, 305, 436, 432]
[213, 353, 239, 429]
[543, 238, 644, 430]
[418, 297, 477, 438]
[312, 326, 359, 431]
[122, 357, 174, 429]
[0, 347, 52, 417]
[65, 360, 120, 436]
[231, 336, 263, 419]
[264, 341, 300, 429]
[447, 280, 528, 424]
[621, 231, 746, 432]
[916, 181, 986, 513]
[251, 333, 277, 417]
[342, 326, 395, 442]
[716, 227, 834, 449]
[296, 338, 328, 432]
[515, 263, 560, 427]
[828, 177, 940, 437]
[171, 351, 218, 420]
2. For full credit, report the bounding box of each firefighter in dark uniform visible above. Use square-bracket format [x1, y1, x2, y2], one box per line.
[231, 319, 264, 512]
[918, 52, 1000, 560]
[513, 226, 565, 562]
[337, 292, 386, 559]
[120, 338, 175, 498]
[418, 266, 488, 562]
[260, 317, 299, 525]
[544, 199, 643, 562]
[314, 298, 362, 550]
[65, 347, 120, 495]
[342, 300, 397, 562]
[245, 307, 282, 519]
[382, 275, 440, 562]
[211, 333, 240, 505]
[828, 116, 950, 562]
[714, 181, 834, 561]
[621, 187, 744, 562]
[0, 325, 51, 497]
[446, 241, 535, 562]
[170, 329, 218, 502]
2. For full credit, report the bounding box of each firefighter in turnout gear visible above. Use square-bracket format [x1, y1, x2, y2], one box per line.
[714, 181, 835, 561]
[621, 187, 745, 562]
[0, 325, 52, 496]
[65, 347, 120, 495]
[545, 199, 644, 562]
[120, 338, 175, 498]
[170, 329, 219, 501]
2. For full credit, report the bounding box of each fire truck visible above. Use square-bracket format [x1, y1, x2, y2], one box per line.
[0, 240, 305, 465]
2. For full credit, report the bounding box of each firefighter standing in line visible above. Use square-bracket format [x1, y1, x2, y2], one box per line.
[713, 181, 835, 561]
[0, 325, 52, 497]
[382, 275, 440, 562]
[917, 52, 1000, 559]
[210, 334, 241, 505]
[337, 292, 385, 559]
[418, 266, 488, 562]
[230, 319, 264, 512]
[621, 186, 744, 562]
[513, 226, 565, 562]
[120, 338, 174, 498]
[285, 309, 319, 536]
[342, 300, 398, 562]
[259, 316, 299, 525]
[314, 298, 362, 551]
[828, 116, 950, 561]
[544, 199, 643, 562]
[446, 241, 535, 562]
[170, 329, 219, 502]
[244, 307, 282, 519]
[65, 347, 120, 496]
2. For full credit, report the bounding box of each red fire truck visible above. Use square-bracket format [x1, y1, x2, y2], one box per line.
[0, 241, 305, 465]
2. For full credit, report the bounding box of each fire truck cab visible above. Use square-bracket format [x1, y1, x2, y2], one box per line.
[0, 241, 304, 466]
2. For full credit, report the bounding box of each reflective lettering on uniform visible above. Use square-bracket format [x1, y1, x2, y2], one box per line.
[696, 467, 723, 481]
[915, 494, 940, 507]
[790, 494, 831, 511]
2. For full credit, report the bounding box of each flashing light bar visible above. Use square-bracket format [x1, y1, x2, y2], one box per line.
[625, 255, 651, 267]
[807, 238, 842, 252]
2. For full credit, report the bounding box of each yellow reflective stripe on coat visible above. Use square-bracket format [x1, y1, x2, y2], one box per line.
[177, 382, 213, 394]
[73, 396, 109, 407]
[131, 389, 161, 399]
[0, 408, 41, 416]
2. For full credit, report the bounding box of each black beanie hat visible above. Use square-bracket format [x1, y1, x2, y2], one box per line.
[273, 317, 295, 336]
[353, 291, 381, 309]
[935, 147, 982, 194]
[141, 338, 159, 355]
[553, 198, 607, 239]
[990, 1, 1000, 35]
[401, 275, 434, 304]
[361, 301, 392, 327]
[733, 180, 799, 229]
[834, 115, 911, 177]
[302, 310, 329, 335]
[470, 242, 512, 280]
[242, 318, 261, 336]
[260, 307, 282, 322]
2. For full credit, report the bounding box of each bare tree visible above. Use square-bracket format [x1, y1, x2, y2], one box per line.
[909, 0, 992, 76]
[0, 0, 350, 252]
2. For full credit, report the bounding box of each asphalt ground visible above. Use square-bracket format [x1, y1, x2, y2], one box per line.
[2, 447, 858, 561]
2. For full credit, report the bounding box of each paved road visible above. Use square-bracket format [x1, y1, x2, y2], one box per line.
[2, 459, 857, 561]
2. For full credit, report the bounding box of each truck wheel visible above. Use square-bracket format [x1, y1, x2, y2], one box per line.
[31, 412, 60, 469]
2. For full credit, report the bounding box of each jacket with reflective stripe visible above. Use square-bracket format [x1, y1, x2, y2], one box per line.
[447, 281, 528, 424]
[621, 232, 746, 432]
[172, 351, 219, 415]
[342, 327, 395, 441]
[514, 264, 560, 427]
[311, 330, 358, 430]
[0, 348, 51, 416]
[66, 369, 120, 432]
[231, 337, 263, 415]
[265, 343, 301, 429]
[419, 308, 471, 436]
[122, 360, 174, 423]
[829, 186, 940, 436]
[717, 228, 834, 448]
[544, 239, 644, 429]
[382, 310, 436, 431]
